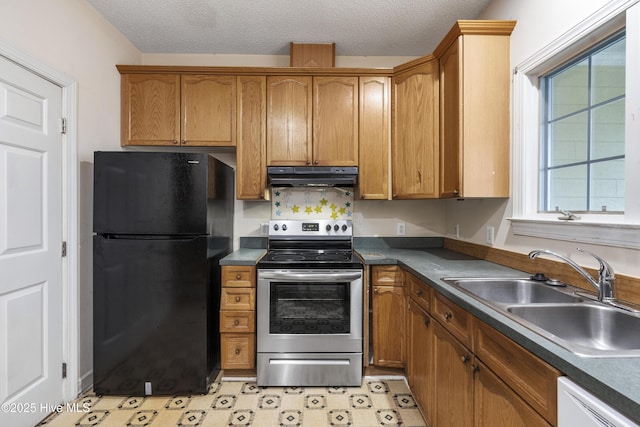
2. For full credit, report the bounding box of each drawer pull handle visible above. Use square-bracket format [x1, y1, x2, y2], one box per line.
[416, 289, 423, 296]
[444, 312, 453, 321]
[235, 296, 241, 302]
[233, 319, 240, 326]
[235, 348, 241, 355]
[472, 364, 480, 373]
[236, 274, 241, 280]
[460, 355, 470, 364]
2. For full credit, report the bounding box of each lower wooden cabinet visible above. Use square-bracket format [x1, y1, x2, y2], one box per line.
[475, 359, 551, 427]
[403, 268, 561, 427]
[371, 266, 405, 368]
[407, 299, 435, 426]
[433, 319, 474, 427]
[220, 266, 256, 370]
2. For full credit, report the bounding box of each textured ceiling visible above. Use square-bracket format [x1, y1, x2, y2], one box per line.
[86, 0, 493, 57]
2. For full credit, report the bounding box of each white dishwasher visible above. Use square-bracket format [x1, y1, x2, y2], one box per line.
[558, 377, 639, 427]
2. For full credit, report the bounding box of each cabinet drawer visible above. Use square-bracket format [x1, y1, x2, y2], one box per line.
[222, 266, 256, 287]
[221, 333, 255, 369]
[474, 319, 560, 425]
[221, 288, 255, 311]
[406, 272, 430, 311]
[220, 311, 255, 333]
[372, 265, 403, 286]
[432, 290, 472, 348]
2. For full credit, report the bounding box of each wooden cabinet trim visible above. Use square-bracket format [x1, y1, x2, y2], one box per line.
[117, 64, 393, 76]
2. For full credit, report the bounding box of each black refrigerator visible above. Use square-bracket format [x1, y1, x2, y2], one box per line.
[93, 151, 234, 396]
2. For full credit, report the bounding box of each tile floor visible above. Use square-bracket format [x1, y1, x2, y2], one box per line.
[37, 378, 426, 426]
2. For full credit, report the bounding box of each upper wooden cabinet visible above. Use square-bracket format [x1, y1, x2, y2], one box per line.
[266, 76, 313, 165]
[358, 76, 391, 199]
[121, 73, 180, 146]
[236, 76, 267, 200]
[267, 76, 359, 166]
[120, 73, 236, 147]
[435, 21, 516, 198]
[392, 59, 440, 199]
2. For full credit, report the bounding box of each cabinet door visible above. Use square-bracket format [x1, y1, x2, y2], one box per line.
[433, 320, 473, 427]
[392, 60, 439, 199]
[121, 73, 180, 146]
[359, 76, 390, 199]
[474, 360, 551, 427]
[181, 75, 236, 146]
[313, 76, 359, 166]
[407, 300, 434, 426]
[236, 76, 266, 199]
[372, 285, 405, 368]
[267, 76, 312, 165]
[439, 38, 462, 198]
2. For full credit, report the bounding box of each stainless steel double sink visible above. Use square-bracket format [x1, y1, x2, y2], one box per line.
[442, 277, 640, 357]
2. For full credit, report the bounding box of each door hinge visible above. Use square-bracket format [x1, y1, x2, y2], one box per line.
[61, 241, 67, 257]
[61, 118, 67, 134]
[62, 362, 67, 379]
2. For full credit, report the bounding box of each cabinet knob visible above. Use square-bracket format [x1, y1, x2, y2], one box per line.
[314, 160, 319, 165]
[236, 274, 241, 280]
[423, 316, 430, 326]
[172, 140, 178, 144]
[235, 348, 241, 355]
[444, 312, 453, 321]
[460, 355, 470, 364]
[373, 287, 379, 294]
[235, 296, 241, 302]
[233, 319, 240, 326]
[181, 140, 186, 145]
[454, 190, 460, 196]
[416, 289, 423, 296]
[306, 160, 311, 165]
[472, 364, 480, 373]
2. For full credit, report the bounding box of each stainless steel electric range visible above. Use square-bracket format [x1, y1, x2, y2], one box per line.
[256, 219, 363, 387]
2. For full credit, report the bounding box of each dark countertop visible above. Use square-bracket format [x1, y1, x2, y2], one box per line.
[220, 239, 640, 422]
[356, 244, 640, 423]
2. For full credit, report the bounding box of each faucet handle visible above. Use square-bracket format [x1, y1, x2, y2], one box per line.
[577, 248, 615, 279]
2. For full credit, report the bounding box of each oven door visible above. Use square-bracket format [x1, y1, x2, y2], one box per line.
[257, 269, 363, 353]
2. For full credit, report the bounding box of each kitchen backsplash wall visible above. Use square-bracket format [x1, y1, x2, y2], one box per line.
[271, 187, 354, 220]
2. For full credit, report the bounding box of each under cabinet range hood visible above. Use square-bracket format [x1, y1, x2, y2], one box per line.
[267, 166, 358, 187]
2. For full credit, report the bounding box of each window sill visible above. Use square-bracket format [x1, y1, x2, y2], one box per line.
[508, 218, 640, 250]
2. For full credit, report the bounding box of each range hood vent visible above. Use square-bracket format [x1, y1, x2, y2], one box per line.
[267, 166, 358, 187]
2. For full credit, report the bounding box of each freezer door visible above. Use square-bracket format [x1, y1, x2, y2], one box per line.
[93, 235, 219, 395]
[93, 152, 207, 235]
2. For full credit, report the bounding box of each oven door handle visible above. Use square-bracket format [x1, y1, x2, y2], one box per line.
[259, 272, 362, 282]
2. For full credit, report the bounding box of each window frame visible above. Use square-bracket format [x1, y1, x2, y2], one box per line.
[510, 0, 640, 249]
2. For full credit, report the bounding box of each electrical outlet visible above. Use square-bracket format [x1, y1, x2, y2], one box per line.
[454, 224, 460, 238]
[260, 223, 269, 235]
[486, 226, 495, 245]
[397, 223, 406, 236]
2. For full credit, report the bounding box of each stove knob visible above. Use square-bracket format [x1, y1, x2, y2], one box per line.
[334, 224, 339, 231]
[342, 224, 348, 232]
[282, 224, 287, 231]
[326, 224, 332, 232]
[273, 224, 279, 231]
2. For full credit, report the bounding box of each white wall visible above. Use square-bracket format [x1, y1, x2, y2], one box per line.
[447, 0, 640, 279]
[0, 0, 141, 391]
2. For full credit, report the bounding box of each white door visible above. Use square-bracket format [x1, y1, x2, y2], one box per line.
[0, 55, 64, 426]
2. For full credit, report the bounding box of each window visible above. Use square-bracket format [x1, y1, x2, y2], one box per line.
[540, 32, 626, 213]
[510, 1, 640, 249]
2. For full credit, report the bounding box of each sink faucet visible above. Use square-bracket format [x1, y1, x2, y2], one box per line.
[528, 248, 615, 302]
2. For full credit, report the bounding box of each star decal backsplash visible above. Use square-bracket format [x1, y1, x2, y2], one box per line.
[271, 187, 354, 220]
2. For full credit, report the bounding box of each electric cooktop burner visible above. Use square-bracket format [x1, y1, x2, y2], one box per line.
[258, 219, 363, 269]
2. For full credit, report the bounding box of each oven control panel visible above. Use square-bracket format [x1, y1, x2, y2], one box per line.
[269, 219, 353, 237]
